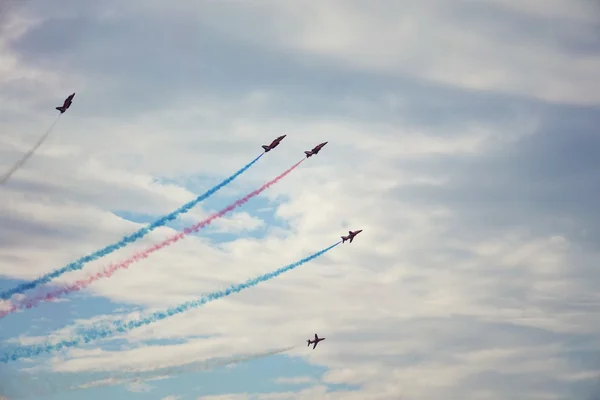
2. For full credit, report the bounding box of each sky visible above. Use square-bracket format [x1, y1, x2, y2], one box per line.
[1, 0, 600, 399]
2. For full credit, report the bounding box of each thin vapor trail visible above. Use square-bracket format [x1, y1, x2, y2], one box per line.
[1, 241, 339, 362]
[0, 153, 265, 301]
[1, 346, 296, 398]
[72, 346, 296, 392]
[0, 115, 61, 185]
[0, 158, 304, 319]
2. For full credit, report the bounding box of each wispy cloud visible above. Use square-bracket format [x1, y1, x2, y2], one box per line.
[274, 376, 313, 385]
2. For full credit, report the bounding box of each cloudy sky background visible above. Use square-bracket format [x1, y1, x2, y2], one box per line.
[1, 0, 600, 398]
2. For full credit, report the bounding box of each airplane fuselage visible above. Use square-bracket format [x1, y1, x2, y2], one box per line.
[305, 142, 328, 158]
[56, 93, 75, 113]
[263, 135, 286, 152]
[266, 142, 280, 151]
[307, 334, 325, 349]
[341, 229, 362, 243]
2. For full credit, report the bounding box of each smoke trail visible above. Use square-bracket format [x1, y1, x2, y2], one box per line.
[0, 115, 61, 185]
[0, 153, 265, 301]
[0, 158, 304, 319]
[1, 346, 296, 398]
[1, 241, 340, 363]
[70, 346, 296, 393]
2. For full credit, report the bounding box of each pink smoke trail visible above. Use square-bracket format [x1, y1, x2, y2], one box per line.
[0, 158, 305, 319]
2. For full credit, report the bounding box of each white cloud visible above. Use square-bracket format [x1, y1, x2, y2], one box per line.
[480, 0, 600, 21]
[174, 0, 600, 106]
[126, 380, 153, 393]
[197, 395, 249, 400]
[274, 376, 313, 385]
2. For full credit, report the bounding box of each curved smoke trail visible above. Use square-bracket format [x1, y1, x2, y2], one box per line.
[1, 241, 340, 363]
[0, 153, 264, 301]
[0, 158, 304, 319]
[0, 115, 61, 185]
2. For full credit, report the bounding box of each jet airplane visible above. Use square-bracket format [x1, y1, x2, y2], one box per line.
[262, 135, 287, 152]
[341, 229, 362, 244]
[56, 93, 75, 114]
[307, 333, 325, 349]
[304, 142, 327, 158]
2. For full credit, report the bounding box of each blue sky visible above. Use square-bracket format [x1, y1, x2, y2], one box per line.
[1, 0, 600, 399]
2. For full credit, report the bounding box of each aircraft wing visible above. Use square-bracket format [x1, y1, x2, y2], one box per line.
[350, 236, 353, 243]
[313, 341, 317, 349]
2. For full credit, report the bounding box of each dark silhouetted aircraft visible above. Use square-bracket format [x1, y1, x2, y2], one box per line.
[56, 93, 75, 114]
[304, 142, 327, 157]
[307, 333, 325, 349]
[341, 229, 362, 243]
[262, 135, 287, 152]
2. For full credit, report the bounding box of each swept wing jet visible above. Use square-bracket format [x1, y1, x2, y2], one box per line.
[341, 229, 362, 244]
[304, 142, 327, 158]
[56, 93, 75, 114]
[307, 333, 325, 349]
[262, 135, 287, 152]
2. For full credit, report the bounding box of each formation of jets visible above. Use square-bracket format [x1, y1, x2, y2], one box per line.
[259, 134, 362, 350]
[261, 135, 328, 159]
[53, 95, 360, 352]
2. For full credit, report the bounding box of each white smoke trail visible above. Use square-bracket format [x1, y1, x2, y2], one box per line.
[71, 345, 297, 391]
[2, 345, 296, 398]
[1, 115, 61, 185]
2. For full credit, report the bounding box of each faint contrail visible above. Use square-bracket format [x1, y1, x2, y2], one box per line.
[0, 153, 265, 301]
[0, 346, 296, 398]
[0, 115, 61, 185]
[2, 241, 340, 362]
[72, 345, 297, 391]
[0, 158, 304, 319]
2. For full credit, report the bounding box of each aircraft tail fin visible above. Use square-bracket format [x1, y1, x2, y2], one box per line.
[304, 151, 312, 157]
[341, 236, 347, 243]
[262, 145, 269, 151]
[55, 106, 65, 113]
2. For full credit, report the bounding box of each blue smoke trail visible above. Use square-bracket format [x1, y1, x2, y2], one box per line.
[0, 153, 264, 301]
[1, 241, 340, 363]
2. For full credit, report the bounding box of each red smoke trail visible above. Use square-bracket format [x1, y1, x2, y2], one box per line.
[0, 159, 305, 319]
